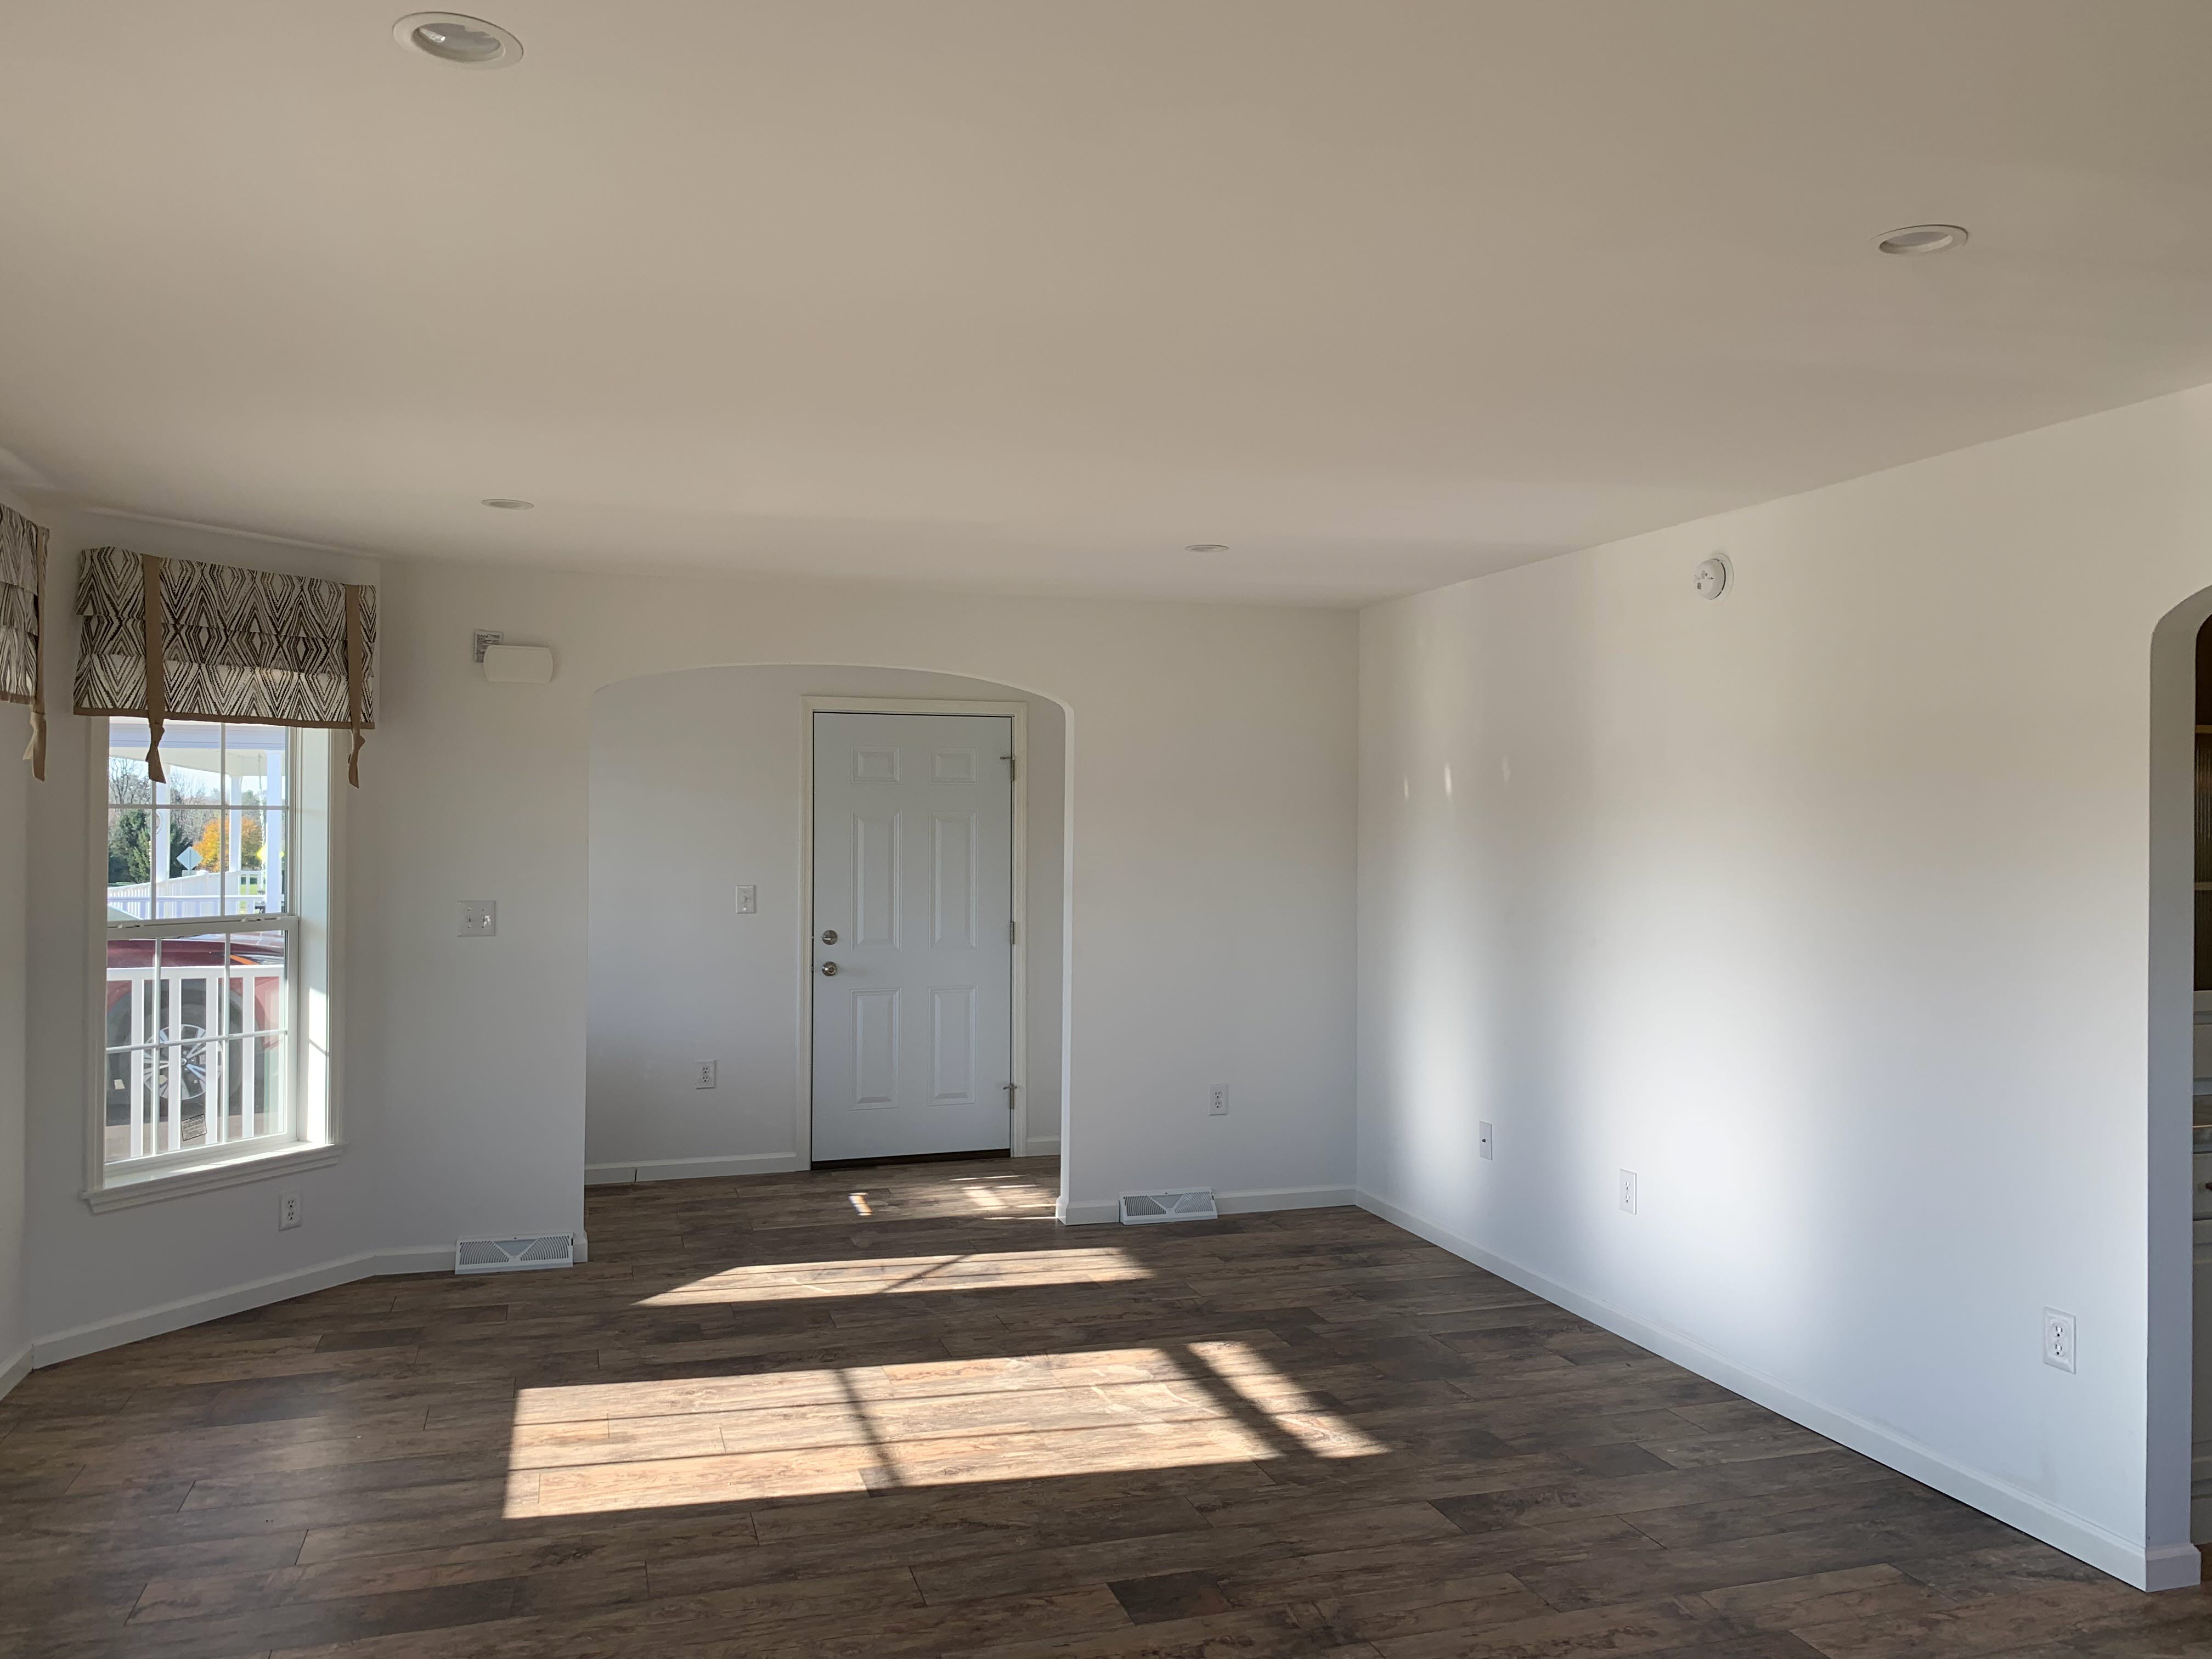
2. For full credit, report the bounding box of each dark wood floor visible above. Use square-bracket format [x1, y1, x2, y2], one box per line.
[2, 1158, 2208, 1657]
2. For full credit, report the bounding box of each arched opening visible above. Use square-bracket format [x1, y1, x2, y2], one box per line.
[2147, 591, 2212, 1566]
[583, 664, 1071, 1210]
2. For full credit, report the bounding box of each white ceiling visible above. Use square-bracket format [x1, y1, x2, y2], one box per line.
[2, 2, 2209, 606]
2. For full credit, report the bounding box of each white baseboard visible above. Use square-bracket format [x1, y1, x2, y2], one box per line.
[1022, 1137, 1061, 1156]
[586, 1152, 807, 1185]
[2146, 1542, 2205, 1590]
[1218, 1184, 1356, 1216]
[30, 1245, 454, 1370]
[1358, 1188, 2197, 1594]
[0, 1342, 30, 1404]
[1060, 1183, 1356, 1228]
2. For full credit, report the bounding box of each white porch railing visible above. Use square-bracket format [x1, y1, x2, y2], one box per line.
[106, 963, 285, 1162]
[106, 870, 273, 922]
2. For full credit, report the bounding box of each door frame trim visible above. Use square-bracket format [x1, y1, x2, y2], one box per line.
[799, 697, 1031, 1164]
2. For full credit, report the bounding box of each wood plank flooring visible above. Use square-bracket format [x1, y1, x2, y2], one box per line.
[2, 1156, 2208, 1657]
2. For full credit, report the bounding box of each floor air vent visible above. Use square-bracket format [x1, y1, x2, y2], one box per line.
[1119, 1189, 1218, 1225]
[455, 1234, 574, 1274]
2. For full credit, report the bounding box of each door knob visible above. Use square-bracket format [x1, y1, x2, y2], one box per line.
[820, 929, 838, 945]
[820, 961, 839, 976]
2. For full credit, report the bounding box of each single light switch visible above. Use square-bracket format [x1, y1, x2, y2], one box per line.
[735, 885, 757, 914]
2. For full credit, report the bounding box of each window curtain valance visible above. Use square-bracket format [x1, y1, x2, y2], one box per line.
[0, 505, 48, 781]
[74, 546, 377, 786]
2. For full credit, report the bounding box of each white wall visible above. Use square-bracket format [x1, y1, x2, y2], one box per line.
[1358, 382, 2212, 1590]
[16, 535, 1356, 1352]
[587, 665, 1066, 1178]
[358, 561, 1356, 1235]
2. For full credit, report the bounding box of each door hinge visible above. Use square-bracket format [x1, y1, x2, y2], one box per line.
[1004, 1082, 1018, 1108]
[1003, 753, 1017, 782]
[1008, 919, 1017, 945]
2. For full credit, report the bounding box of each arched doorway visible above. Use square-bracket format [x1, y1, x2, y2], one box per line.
[582, 664, 1070, 1202]
[2147, 591, 2212, 1570]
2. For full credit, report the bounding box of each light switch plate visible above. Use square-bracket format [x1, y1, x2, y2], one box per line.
[735, 885, 757, 915]
[459, 900, 498, 937]
[1478, 1121, 1494, 1161]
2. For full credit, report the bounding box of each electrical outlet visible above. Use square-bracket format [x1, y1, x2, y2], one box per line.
[1478, 1121, 1494, 1161]
[459, 900, 497, 937]
[2044, 1308, 2077, 1373]
[695, 1061, 718, 1090]
[1618, 1170, 1638, 1214]
[734, 885, 757, 915]
[1206, 1084, 1228, 1116]
[279, 1190, 302, 1231]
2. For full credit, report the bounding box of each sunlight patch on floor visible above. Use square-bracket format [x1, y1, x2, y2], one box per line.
[954, 1175, 1031, 1212]
[503, 1343, 1385, 1518]
[637, 1246, 1147, 1306]
[1187, 1340, 1376, 1459]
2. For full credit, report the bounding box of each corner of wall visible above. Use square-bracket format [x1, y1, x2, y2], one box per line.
[0, 659, 29, 1398]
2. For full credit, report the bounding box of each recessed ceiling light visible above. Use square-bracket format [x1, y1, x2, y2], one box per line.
[1184, 543, 1228, 553]
[394, 13, 523, 69]
[1877, 223, 1967, 256]
[481, 498, 533, 510]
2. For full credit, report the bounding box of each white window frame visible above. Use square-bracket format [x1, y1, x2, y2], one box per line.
[84, 718, 345, 1210]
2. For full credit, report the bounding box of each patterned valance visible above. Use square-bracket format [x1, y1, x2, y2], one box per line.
[0, 505, 48, 781]
[74, 546, 377, 786]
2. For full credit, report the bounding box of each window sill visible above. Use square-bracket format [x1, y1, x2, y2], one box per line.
[84, 1141, 346, 1213]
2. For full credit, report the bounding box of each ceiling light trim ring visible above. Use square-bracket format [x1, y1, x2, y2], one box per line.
[1877, 224, 1968, 256]
[393, 12, 523, 69]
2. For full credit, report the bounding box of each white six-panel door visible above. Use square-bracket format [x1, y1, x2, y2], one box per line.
[810, 712, 1014, 1162]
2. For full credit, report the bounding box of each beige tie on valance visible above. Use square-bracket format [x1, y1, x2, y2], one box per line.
[0, 505, 48, 782]
[73, 546, 377, 786]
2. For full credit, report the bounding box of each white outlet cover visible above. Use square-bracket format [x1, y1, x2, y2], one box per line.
[695, 1060, 718, 1090]
[2044, 1307, 2077, 1373]
[278, 1190, 301, 1229]
[1206, 1084, 1228, 1116]
[1618, 1170, 1638, 1214]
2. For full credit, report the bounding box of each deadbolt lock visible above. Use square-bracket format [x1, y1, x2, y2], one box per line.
[820, 928, 838, 945]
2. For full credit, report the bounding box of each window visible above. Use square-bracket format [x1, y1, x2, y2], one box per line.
[96, 718, 337, 1196]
